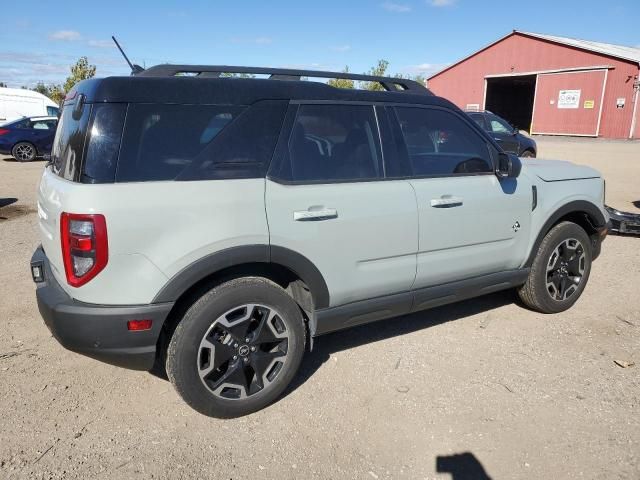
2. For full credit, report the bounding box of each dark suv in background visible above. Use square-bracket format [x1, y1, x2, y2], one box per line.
[467, 110, 537, 158]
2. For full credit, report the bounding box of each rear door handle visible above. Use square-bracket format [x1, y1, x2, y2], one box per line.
[494, 137, 503, 142]
[293, 207, 338, 221]
[430, 196, 463, 208]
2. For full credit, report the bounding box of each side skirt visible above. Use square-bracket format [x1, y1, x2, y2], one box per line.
[313, 269, 529, 337]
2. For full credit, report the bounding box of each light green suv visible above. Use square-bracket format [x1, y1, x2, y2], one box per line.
[31, 65, 608, 417]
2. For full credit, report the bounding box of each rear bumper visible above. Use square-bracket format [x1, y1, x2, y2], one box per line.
[31, 246, 174, 370]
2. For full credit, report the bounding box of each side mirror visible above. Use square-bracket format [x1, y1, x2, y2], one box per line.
[511, 125, 519, 135]
[496, 152, 522, 179]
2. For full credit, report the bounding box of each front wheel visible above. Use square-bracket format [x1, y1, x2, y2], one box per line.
[166, 277, 306, 418]
[12, 142, 37, 162]
[518, 221, 592, 313]
[520, 150, 536, 158]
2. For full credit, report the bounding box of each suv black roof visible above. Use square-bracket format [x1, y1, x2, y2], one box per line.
[70, 64, 457, 110]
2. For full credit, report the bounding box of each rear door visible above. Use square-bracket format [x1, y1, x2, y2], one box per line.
[389, 105, 532, 291]
[265, 103, 418, 308]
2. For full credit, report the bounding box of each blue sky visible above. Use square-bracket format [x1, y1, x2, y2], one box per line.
[1, 0, 638, 87]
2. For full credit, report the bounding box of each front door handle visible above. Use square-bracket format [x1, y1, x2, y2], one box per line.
[430, 196, 463, 208]
[293, 207, 338, 221]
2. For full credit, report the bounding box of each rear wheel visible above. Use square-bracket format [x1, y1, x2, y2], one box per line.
[518, 221, 592, 313]
[12, 142, 37, 162]
[166, 277, 306, 418]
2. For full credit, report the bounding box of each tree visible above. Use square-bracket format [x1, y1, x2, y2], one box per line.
[362, 59, 389, 91]
[0, 82, 7, 88]
[393, 72, 427, 87]
[62, 57, 96, 94]
[49, 85, 66, 105]
[32, 82, 51, 97]
[327, 66, 355, 89]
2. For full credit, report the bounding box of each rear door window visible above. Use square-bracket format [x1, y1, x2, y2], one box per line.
[394, 107, 493, 176]
[116, 104, 244, 182]
[280, 104, 382, 183]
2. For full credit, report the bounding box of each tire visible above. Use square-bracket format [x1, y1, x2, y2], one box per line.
[12, 142, 37, 162]
[520, 150, 535, 158]
[166, 277, 306, 418]
[518, 221, 592, 313]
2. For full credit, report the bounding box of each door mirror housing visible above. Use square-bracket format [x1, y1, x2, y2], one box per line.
[496, 152, 522, 179]
[511, 125, 519, 135]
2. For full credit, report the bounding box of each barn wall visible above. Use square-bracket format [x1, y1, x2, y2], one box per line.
[428, 33, 639, 138]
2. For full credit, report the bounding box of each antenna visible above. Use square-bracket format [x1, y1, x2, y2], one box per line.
[112, 36, 144, 75]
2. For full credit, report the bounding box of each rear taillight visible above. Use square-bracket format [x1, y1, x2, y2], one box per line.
[60, 213, 108, 287]
[0, 129, 10, 136]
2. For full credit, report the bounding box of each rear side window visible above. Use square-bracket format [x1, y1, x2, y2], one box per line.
[282, 104, 382, 183]
[177, 100, 288, 181]
[116, 104, 244, 182]
[47, 106, 60, 117]
[394, 107, 493, 176]
[51, 103, 91, 181]
[81, 104, 126, 184]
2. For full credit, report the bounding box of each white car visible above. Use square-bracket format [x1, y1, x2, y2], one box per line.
[0, 87, 59, 124]
[31, 64, 609, 418]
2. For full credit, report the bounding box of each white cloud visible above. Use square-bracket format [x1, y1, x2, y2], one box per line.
[88, 39, 115, 48]
[381, 2, 411, 12]
[255, 37, 273, 45]
[428, 0, 456, 6]
[49, 30, 81, 41]
[400, 62, 451, 77]
[331, 45, 351, 52]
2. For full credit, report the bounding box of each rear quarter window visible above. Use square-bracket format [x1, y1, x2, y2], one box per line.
[51, 103, 91, 181]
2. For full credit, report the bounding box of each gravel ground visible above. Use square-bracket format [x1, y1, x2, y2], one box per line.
[0, 138, 638, 480]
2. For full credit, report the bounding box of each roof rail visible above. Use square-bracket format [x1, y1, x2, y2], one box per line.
[137, 64, 431, 94]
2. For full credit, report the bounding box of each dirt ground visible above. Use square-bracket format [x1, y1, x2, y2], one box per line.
[0, 138, 638, 480]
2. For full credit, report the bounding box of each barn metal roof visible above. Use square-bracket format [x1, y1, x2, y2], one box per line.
[519, 31, 640, 65]
[428, 31, 640, 80]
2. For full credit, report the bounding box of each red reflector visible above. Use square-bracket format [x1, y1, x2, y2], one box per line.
[0, 129, 9, 136]
[70, 235, 92, 251]
[127, 319, 153, 331]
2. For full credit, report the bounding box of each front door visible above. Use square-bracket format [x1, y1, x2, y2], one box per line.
[390, 105, 532, 290]
[486, 113, 520, 154]
[266, 103, 418, 308]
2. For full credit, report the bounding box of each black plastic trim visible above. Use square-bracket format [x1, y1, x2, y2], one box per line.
[314, 291, 413, 336]
[151, 244, 330, 309]
[314, 269, 529, 336]
[411, 269, 529, 311]
[524, 200, 606, 267]
[270, 246, 330, 309]
[152, 245, 270, 303]
[32, 247, 173, 371]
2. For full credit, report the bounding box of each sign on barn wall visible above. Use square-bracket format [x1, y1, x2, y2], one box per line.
[558, 90, 581, 109]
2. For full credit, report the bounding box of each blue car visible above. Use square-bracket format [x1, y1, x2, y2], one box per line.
[0, 116, 58, 162]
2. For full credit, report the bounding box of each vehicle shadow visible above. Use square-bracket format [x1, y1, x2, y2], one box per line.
[0, 198, 18, 208]
[1, 157, 46, 163]
[436, 452, 493, 480]
[284, 290, 515, 397]
[633, 200, 640, 210]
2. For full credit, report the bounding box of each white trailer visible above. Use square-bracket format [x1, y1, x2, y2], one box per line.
[0, 87, 59, 124]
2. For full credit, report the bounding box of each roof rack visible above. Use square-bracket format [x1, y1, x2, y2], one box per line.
[137, 64, 431, 94]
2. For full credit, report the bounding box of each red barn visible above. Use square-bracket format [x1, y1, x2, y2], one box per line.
[427, 31, 640, 139]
